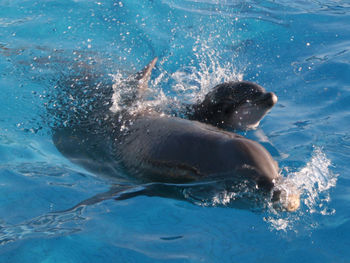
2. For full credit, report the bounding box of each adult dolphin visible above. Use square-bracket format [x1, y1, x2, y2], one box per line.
[53, 58, 299, 212]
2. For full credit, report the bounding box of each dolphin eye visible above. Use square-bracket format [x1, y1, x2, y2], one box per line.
[224, 108, 231, 114]
[216, 103, 230, 115]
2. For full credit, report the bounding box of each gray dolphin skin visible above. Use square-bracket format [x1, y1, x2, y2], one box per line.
[188, 81, 278, 130]
[53, 58, 299, 212]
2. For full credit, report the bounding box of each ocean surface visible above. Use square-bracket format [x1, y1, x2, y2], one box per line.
[0, 0, 349, 262]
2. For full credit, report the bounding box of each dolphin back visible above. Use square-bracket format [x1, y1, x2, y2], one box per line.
[118, 114, 280, 189]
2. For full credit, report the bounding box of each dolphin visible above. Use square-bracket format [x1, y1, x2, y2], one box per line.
[187, 81, 278, 130]
[52, 58, 299, 212]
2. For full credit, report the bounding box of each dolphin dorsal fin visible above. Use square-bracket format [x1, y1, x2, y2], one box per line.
[136, 57, 158, 95]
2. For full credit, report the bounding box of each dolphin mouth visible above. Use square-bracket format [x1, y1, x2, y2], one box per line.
[254, 92, 278, 107]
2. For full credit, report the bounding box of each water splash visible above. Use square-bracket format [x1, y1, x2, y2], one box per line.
[292, 147, 337, 213]
[109, 72, 124, 113]
[265, 147, 338, 232]
[171, 39, 243, 104]
[109, 40, 243, 116]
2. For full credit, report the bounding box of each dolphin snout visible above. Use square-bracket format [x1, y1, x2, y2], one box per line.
[264, 92, 278, 107]
[272, 187, 300, 212]
[284, 192, 300, 212]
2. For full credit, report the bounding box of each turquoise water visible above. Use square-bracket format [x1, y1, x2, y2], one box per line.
[0, 0, 349, 262]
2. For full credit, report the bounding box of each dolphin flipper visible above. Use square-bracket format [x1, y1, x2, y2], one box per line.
[64, 182, 186, 212]
[61, 184, 136, 211]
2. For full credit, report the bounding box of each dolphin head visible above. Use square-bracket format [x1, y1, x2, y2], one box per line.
[192, 81, 278, 130]
[224, 138, 300, 212]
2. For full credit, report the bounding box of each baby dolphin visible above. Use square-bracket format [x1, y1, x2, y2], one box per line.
[52, 58, 299, 212]
[188, 81, 278, 130]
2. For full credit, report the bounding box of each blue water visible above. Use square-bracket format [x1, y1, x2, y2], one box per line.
[1, 0, 350, 262]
